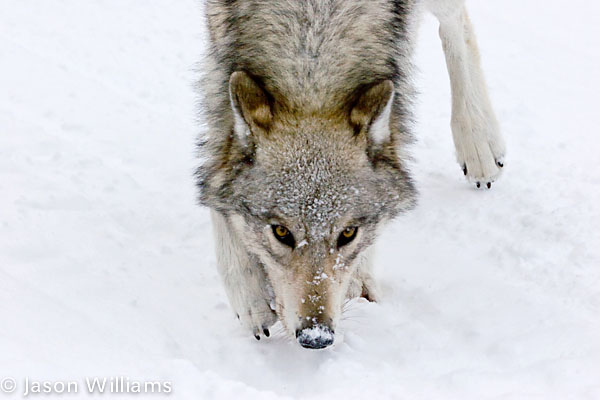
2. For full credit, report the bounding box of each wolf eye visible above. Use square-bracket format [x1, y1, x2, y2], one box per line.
[337, 227, 358, 248]
[272, 225, 295, 248]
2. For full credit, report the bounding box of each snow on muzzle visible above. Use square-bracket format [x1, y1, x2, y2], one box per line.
[295, 323, 335, 349]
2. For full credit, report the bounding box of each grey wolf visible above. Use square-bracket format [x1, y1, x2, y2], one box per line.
[196, 0, 505, 349]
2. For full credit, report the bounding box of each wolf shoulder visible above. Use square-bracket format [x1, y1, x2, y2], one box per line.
[204, 0, 418, 112]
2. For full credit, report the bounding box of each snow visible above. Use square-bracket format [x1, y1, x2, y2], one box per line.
[299, 326, 334, 342]
[297, 325, 335, 350]
[1, 0, 599, 399]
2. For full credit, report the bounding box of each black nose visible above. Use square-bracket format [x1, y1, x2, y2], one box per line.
[296, 325, 335, 349]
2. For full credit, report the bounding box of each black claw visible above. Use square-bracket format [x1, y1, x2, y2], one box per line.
[254, 334, 260, 341]
[487, 182, 491, 189]
[497, 161, 504, 168]
[263, 329, 270, 337]
[463, 165, 467, 176]
[236, 314, 240, 320]
[476, 182, 481, 188]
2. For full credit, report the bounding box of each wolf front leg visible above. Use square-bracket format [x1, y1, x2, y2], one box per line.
[347, 247, 380, 303]
[210, 210, 278, 339]
[428, 1, 506, 188]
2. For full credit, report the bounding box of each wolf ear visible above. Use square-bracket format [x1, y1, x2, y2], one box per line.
[229, 71, 273, 145]
[350, 80, 394, 146]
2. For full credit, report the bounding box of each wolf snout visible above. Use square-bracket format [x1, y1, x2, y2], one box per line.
[295, 324, 335, 349]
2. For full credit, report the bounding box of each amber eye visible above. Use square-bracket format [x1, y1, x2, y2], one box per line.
[275, 225, 288, 237]
[337, 227, 358, 248]
[272, 225, 295, 248]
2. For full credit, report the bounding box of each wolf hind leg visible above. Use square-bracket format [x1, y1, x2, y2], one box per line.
[428, 1, 506, 187]
[211, 210, 278, 339]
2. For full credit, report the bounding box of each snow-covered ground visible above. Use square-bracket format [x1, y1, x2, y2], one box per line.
[1, 1, 599, 399]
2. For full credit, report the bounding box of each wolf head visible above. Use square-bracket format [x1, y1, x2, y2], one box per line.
[200, 71, 415, 348]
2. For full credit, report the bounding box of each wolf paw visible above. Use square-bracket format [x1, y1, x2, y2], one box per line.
[234, 292, 278, 340]
[453, 116, 505, 189]
[359, 274, 380, 302]
[347, 267, 380, 302]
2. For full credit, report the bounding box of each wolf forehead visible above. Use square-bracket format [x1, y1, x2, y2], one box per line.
[233, 135, 392, 235]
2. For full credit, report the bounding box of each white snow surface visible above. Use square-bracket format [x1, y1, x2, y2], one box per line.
[1, 1, 600, 399]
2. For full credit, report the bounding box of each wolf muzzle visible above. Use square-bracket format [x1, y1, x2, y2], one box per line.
[295, 324, 335, 349]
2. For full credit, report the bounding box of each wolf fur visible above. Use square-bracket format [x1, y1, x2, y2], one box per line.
[197, 0, 505, 348]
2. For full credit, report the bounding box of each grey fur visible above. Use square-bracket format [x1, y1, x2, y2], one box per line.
[195, 0, 505, 346]
[197, 0, 418, 213]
